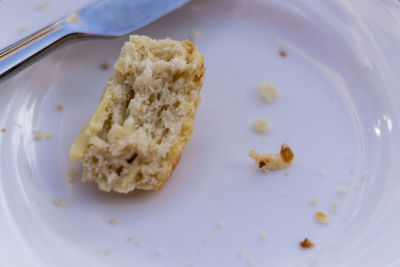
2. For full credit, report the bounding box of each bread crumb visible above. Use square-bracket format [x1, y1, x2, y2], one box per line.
[192, 31, 201, 42]
[216, 220, 224, 227]
[65, 12, 81, 24]
[197, 247, 204, 253]
[135, 239, 142, 247]
[57, 104, 64, 111]
[155, 249, 163, 255]
[68, 167, 79, 182]
[349, 170, 355, 174]
[18, 26, 29, 35]
[127, 237, 132, 242]
[318, 170, 327, 176]
[343, 178, 350, 183]
[278, 49, 287, 58]
[33, 130, 53, 141]
[259, 232, 267, 240]
[13, 121, 22, 128]
[348, 153, 353, 158]
[54, 198, 62, 206]
[309, 197, 319, 205]
[332, 202, 338, 212]
[361, 176, 367, 181]
[239, 249, 246, 257]
[36, 1, 51, 11]
[1, 128, 6, 132]
[299, 238, 314, 248]
[284, 192, 288, 197]
[249, 143, 294, 172]
[315, 211, 329, 224]
[284, 172, 289, 176]
[336, 186, 347, 194]
[203, 237, 209, 242]
[258, 81, 277, 103]
[101, 61, 111, 70]
[101, 249, 111, 255]
[248, 259, 255, 266]
[109, 218, 117, 224]
[252, 119, 269, 134]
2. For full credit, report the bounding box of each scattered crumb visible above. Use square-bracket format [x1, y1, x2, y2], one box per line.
[309, 197, 319, 205]
[262, 138, 268, 145]
[18, 26, 29, 35]
[155, 249, 163, 255]
[203, 237, 209, 242]
[57, 104, 64, 111]
[197, 247, 204, 253]
[101, 61, 111, 70]
[329, 95, 334, 101]
[284, 192, 288, 197]
[216, 220, 224, 227]
[334, 177, 340, 181]
[318, 170, 327, 176]
[336, 186, 347, 195]
[54, 198, 62, 206]
[62, 203, 69, 207]
[315, 211, 330, 224]
[219, 260, 225, 264]
[332, 202, 338, 212]
[348, 154, 353, 158]
[36, 1, 51, 11]
[65, 12, 81, 24]
[353, 185, 360, 190]
[343, 178, 350, 183]
[109, 218, 117, 224]
[188, 264, 195, 267]
[259, 232, 267, 240]
[248, 259, 255, 266]
[1, 128, 6, 132]
[68, 167, 79, 182]
[101, 249, 111, 255]
[135, 239, 142, 247]
[349, 170, 355, 174]
[258, 81, 277, 103]
[278, 49, 287, 58]
[284, 172, 289, 176]
[33, 130, 53, 141]
[299, 238, 314, 249]
[361, 176, 367, 181]
[249, 143, 294, 172]
[239, 249, 246, 257]
[192, 31, 201, 42]
[13, 121, 22, 128]
[252, 119, 269, 134]
[126, 237, 132, 242]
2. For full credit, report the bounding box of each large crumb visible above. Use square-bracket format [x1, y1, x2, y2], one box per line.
[249, 143, 294, 172]
[299, 238, 314, 248]
[252, 119, 269, 134]
[33, 130, 53, 141]
[315, 211, 329, 224]
[258, 81, 277, 103]
[1, 128, 6, 132]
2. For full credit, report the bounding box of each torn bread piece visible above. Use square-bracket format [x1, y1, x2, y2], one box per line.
[70, 35, 205, 193]
[249, 143, 294, 172]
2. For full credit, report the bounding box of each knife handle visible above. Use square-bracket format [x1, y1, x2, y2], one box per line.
[0, 22, 84, 81]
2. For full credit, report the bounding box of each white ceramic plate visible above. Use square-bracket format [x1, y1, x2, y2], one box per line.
[2, 0, 400, 266]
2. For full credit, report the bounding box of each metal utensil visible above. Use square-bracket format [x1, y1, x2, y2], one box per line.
[0, 0, 189, 81]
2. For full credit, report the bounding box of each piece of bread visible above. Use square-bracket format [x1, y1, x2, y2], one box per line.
[249, 143, 294, 172]
[70, 35, 205, 193]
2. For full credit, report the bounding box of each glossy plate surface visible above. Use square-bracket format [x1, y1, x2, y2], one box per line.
[1, 0, 400, 266]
